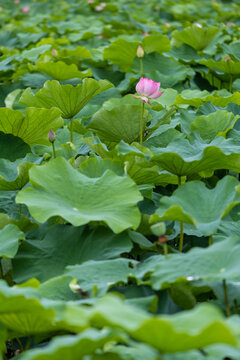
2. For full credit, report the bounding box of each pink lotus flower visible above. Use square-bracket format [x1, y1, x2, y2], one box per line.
[21, 6, 30, 12]
[134, 77, 164, 104]
[14, 0, 20, 4]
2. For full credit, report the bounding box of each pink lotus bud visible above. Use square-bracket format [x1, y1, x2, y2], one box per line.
[21, 6, 30, 12]
[97, 34, 103, 38]
[51, 48, 58, 57]
[133, 77, 164, 104]
[224, 56, 231, 62]
[14, 0, 20, 3]
[0, 6, 2, 11]
[137, 45, 144, 58]
[226, 22, 235, 27]
[143, 32, 149, 37]
[95, 5, 105, 11]
[88, 0, 94, 2]
[195, 23, 202, 28]
[48, 129, 56, 143]
[164, 22, 170, 28]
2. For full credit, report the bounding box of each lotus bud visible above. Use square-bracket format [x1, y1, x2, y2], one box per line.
[150, 222, 166, 237]
[224, 56, 231, 62]
[14, 0, 20, 3]
[51, 48, 58, 57]
[137, 45, 144, 58]
[194, 23, 202, 28]
[48, 129, 56, 143]
[21, 6, 30, 12]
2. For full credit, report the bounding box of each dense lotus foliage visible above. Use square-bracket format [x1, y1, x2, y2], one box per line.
[1, 0, 240, 359]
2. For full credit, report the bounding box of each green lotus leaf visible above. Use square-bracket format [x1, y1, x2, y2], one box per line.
[17, 328, 124, 360]
[94, 342, 159, 360]
[90, 295, 237, 352]
[134, 53, 193, 88]
[150, 136, 240, 176]
[0, 132, 31, 161]
[174, 89, 240, 107]
[103, 39, 139, 72]
[190, 110, 238, 141]
[154, 176, 240, 236]
[13, 224, 133, 283]
[221, 41, 240, 61]
[172, 25, 220, 51]
[0, 107, 64, 146]
[37, 61, 92, 80]
[78, 158, 124, 178]
[0, 324, 7, 358]
[58, 46, 92, 60]
[65, 258, 137, 295]
[200, 58, 240, 75]
[142, 34, 171, 54]
[19, 79, 113, 119]
[88, 105, 150, 144]
[16, 157, 142, 233]
[0, 280, 56, 336]
[0, 224, 24, 258]
[147, 236, 240, 290]
[18, 44, 51, 62]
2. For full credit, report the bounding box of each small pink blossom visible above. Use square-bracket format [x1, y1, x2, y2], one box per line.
[143, 32, 149, 37]
[226, 22, 235, 27]
[224, 56, 231, 62]
[97, 34, 103, 38]
[14, 0, 20, 3]
[21, 6, 30, 12]
[0, 6, 2, 11]
[88, 0, 94, 2]
[95, 5, 103, 11]
[133, 77, 164, 104]
[195, 23, 202, 28]
[51, 48, 58, 57]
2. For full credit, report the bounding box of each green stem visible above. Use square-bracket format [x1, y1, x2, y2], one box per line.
[208, 235, 212, 246]
[223, 279, 231, 317]
[234, 299, 239, 315]
[140, 102, 144, 146]
[177, 175, 184, 252]
[52, 142, 56, 159]
[179, 222, 184, 252]
[140, 58, 143, 77]
[16, 338, 24, 352]
[229, 74, 233, 93]
[70, 118, 73, 143]
[163, 243, 168, 259]
[19, 203, 21, 215]
[0, 258, 3, 279]
[25, 337, 32, 351]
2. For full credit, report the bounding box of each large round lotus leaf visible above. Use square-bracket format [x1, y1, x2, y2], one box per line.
[0, 132, 30, 161]
[150, 136, 240, 176]
[145, 236, 240, 290]
[90, 295, 237, 353]
[175, 89, 240, 107]
[88, 105, 150, 144]
[0, 107, 64, 146]
[37, 61, 92, 81]
[19, 78, 113, 119]
[103, 38, 139, 72]
[200, 58, 240, 75]
[16, 157, 142, 233]
[13, 224, 133, 283]
[190, 110, 238, 141]
[17, 329, 124, 360]
[0, 224, 24, 258]
[172, 25, 220, 51]
[154, 176, 240, 236]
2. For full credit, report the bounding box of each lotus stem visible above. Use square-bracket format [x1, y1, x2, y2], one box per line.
[229, 74, 233, 93]
[19, 203, 21, 214]
[163, 243, 168, 259]
[52, 142, 56, 159]
[140, 102, 144, 146]
[223, 279, 231, 317]
[208, 235, 212, 246]
[140, 58, 143, 77]
[234, 299, 239, 315]
[178, 175, 184, 252]
[70, 117, 73, 143]
[16, 337, 24, 352]
[0, 259, 3, 279]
